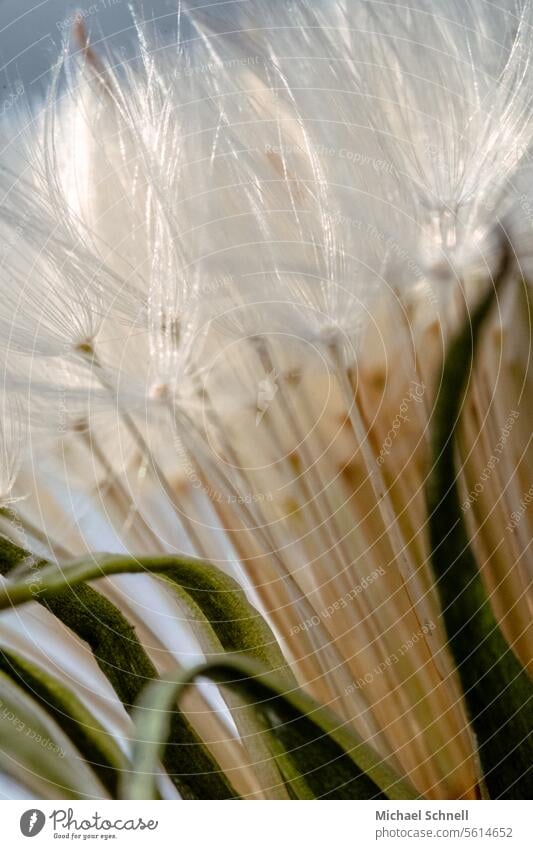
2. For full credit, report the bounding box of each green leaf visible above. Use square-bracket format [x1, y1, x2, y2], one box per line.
[0, 552, 288, 675]
[122, 655, 420, 801]
[0, 646, 127, 795]
[427, 247, 533, 799]
[0, 544, 239, 799]
[0, 556, 414, 798]
[0, 533, 45, 573]
[0, 670, 108, 799]
[0, 551, 294, 797]
[150, 556, 292, 678]
[152, 560, 293, 798]
[40, 583, 239, 800]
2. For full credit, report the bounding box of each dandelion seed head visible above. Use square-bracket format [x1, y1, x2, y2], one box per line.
[0, 0, 532, 801]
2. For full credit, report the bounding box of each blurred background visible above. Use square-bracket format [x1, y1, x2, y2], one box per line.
[0, 0, 520, 109]
[0, 0, 244, 101]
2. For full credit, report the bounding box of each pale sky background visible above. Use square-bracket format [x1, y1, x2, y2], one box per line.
[0, 0, 520, 100]
[0, 0, 242, 97]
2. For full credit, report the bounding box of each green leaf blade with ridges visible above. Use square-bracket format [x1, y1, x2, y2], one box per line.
[0, 646, 127, 795]
[0, 670, 108, 799]
[122, 655, 420, 801]
[427, 247, 533, 799]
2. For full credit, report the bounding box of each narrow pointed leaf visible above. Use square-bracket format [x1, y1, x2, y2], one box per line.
[0, 550, 294, 797]
[0, 670, 108, 799]
[0, 545, 238, 799]
[122, 655, 419, 801]
[0, 551, 414, 799]
[0, 551, 289, 677]
[427, 248, 533, 799]
[40, 583, 239, 800]
[0, 646, 127, 795]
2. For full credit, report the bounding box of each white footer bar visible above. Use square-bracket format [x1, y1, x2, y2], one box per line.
[3, 800, 529, 848]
